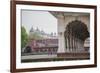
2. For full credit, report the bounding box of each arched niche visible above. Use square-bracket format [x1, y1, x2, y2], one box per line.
[64, 20, 89, 52]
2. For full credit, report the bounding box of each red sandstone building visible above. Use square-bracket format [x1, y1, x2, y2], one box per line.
[24, 39, 58, 54]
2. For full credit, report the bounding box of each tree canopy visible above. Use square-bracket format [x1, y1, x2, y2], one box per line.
[21, 26, 28, 48]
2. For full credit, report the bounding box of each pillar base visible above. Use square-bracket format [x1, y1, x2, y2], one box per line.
[57, 52, 90, 59]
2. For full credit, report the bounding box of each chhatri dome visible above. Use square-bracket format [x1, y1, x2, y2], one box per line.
[30, 26, 34, 32]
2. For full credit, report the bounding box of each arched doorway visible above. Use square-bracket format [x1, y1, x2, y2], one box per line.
[24, 46, 32, 53]
[64, 20, 89, 52]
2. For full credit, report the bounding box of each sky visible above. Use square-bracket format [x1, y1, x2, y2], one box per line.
[21, 10, 57, 35]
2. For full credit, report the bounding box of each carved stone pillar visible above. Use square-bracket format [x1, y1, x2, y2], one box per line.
[57, 13, 66, 53]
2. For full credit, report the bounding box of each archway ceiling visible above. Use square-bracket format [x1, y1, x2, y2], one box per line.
[49, 11, 90, 18]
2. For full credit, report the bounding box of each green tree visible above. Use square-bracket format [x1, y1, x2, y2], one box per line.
[21, 26, 28, 49]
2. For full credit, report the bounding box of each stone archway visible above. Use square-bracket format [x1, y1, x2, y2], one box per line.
[64, 20, 89, 52]
[24, 46, 32, 53]
[50, 11, 90, 53]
